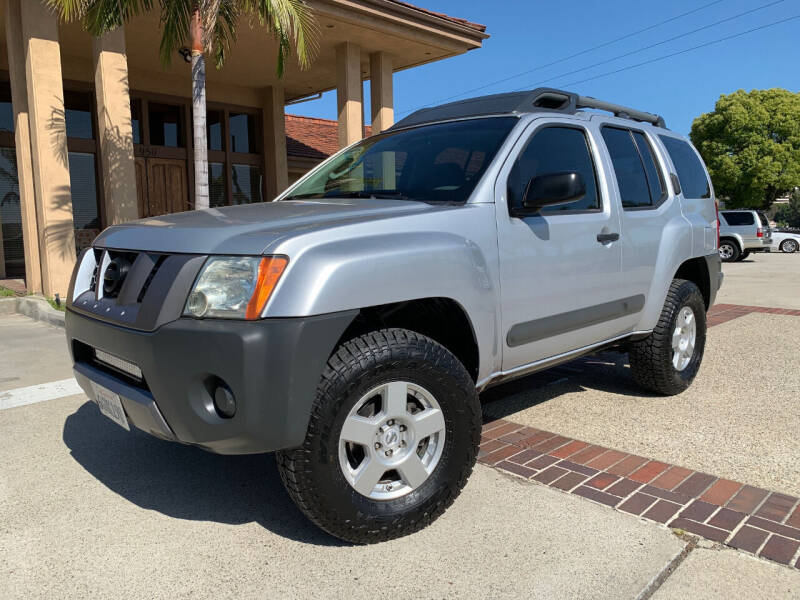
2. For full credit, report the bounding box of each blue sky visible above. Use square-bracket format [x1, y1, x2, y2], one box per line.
[289, 0, 799, 135]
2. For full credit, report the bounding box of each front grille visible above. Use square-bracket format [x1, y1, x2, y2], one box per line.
[137, 255, 167, 303]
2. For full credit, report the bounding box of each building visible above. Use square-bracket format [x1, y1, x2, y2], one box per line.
[0, 0, 486, 297]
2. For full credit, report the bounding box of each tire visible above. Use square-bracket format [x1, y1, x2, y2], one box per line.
[780, 239, 799, 253]
[628, 279, 706, 396]
[735, 250, 750, 261]
[277, 328, 481, 544]
[718, 240, 739, 262]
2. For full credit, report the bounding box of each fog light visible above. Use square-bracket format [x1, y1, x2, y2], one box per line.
[213, 384, 236, 418]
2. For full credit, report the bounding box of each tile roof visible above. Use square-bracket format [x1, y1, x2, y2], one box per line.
[387, 1, 486, 33]
[285, 114, 372, 160]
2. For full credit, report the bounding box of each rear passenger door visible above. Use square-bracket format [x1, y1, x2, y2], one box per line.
[494, 119, 626, 371]
[599, 125, 678, 316]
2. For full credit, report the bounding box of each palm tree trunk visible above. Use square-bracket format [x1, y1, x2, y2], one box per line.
[190, 9, 209, 210]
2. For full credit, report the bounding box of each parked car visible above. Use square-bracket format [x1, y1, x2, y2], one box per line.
[769, 229, 800, 253]
[718, 209, 772, 262]
[65, 88, 722, 544]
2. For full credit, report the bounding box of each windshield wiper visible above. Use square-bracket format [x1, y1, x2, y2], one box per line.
[282, 192, 326, 201]
[322, 190, 413, 200]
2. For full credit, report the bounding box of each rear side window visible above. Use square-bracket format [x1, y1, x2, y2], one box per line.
[659, 136, 711, 199]
[721, 212, 754, 226]
[507, 126, 600, 213]
[757, 211, 770, 227]
[601, 127, 663, 208]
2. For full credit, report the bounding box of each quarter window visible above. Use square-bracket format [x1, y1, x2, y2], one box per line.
[659, 136, 711, 199]
[508, 126, 600, 213]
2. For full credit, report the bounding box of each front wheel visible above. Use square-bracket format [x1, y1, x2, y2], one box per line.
[629, 279, 706, 396]
[277, 328, 481, 544]
[781, 239, 799, 253]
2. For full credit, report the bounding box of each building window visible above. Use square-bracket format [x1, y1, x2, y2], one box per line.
[206, 107, 264, 206]
[0, 83, 13, 133]
[209, 162, 226, 207]
[64, 91, 94, 139]
[231, 164, 263, 204]
[64, 89, 102, 252]
[207, 110, 223, 151]
[148, 102, 185, 148]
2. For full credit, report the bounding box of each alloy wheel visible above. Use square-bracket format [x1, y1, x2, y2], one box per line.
[338, 381, 446, 500]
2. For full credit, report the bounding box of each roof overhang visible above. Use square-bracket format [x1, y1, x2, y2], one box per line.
[0, 1, 487, 108]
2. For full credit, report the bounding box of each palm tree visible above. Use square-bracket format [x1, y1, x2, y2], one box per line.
[48, 0, 317, 209]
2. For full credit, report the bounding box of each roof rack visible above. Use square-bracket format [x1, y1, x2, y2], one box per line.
[391, 87, 667, 130]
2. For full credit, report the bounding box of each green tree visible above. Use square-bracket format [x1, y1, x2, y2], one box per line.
[48, 0, 317, 209]
[774, 188, 800, 227]
[690, 89, 800, 209]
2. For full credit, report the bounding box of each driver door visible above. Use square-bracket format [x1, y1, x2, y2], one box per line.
[495, 119, 628, 371]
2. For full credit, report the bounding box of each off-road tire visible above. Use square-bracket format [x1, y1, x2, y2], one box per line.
[719, 240, 739, 262]
[780, 239, 798, 253]
[276, 328, 481, 544]
[628, 279, 706, 396]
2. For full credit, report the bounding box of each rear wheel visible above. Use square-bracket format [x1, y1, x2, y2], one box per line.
[718, 240, 739, 262]
[629, 279, 706, 395]
[277, 328, 480, 544]
[736, 250, 750, 261]
[780, 239, 799, 253]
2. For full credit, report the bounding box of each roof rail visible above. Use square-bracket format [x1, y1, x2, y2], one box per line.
[391, 87, 667, 130]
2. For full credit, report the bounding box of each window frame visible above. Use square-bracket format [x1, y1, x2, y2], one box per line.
[505, 122, 604, 216]
[63, 80, 106, 231]
[600, 124, 668, 212]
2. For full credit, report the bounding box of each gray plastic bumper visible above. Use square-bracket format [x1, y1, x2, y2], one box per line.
[66, 308, 356, 454]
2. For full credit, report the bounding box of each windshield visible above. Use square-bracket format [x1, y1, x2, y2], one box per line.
[283, 117, 518, 204]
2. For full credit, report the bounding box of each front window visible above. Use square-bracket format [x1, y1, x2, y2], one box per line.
[283, 117, 518, 204]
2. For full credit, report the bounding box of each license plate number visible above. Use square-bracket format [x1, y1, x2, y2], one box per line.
[91, 382, 130, 431]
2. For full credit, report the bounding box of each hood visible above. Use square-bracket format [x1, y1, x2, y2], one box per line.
[93, 199, 434, 255]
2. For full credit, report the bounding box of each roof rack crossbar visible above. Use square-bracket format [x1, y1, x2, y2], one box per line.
[575, 95, 666, 128]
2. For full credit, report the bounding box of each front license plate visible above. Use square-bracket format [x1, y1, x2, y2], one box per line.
[91, 382, 130, 431]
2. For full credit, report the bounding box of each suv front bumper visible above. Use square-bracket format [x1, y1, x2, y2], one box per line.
[66, 308, 356, 454]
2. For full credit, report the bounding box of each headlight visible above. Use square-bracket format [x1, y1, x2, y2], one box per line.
[184, 255, 288, 319]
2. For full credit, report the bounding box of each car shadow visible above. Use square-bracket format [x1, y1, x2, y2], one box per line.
[62, 403, 347, 547]
[480, 350, 658, 420]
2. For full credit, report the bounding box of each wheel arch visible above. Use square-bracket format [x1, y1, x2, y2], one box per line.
[333, 297, 480, 382]
[673, 256, 711, 309]
[719, 235, 742, 252]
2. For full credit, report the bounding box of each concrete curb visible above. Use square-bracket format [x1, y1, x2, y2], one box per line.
[0, 296, 65, 328]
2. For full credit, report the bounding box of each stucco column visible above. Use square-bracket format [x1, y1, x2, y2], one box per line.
[4, 0, 43, 292]
[93, 27, 139, 223]
[370, 52, 393, 133]
[336, 42, 363, 148]
[20, 0, 75, 298]
[262, 85, 288, 200]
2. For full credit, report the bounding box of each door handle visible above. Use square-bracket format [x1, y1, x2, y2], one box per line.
[597, 232, 620, 243]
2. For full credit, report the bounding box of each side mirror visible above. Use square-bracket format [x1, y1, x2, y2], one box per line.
[515, 171, 586, 216]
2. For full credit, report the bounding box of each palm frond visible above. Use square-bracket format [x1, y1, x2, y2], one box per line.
[47, 0, 155, 35]
[158, 0, 194, 67]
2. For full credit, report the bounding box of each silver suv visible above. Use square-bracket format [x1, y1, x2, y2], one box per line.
[65, 88, 722, 544]
[718, 209, 772, 262]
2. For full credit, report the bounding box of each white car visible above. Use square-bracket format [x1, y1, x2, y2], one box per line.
[770, 230, 800, 253]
